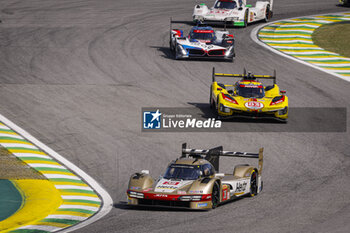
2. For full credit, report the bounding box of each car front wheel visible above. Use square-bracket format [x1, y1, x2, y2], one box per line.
[249, 170, 258, 197]
[212, 182, 220, 209]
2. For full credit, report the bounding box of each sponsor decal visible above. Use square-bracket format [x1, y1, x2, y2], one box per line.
[155, 179, 193, 192]
[155, 194, 168, 197]
[177, 190, 187, 194]
[193, 30, 214, 33]
[189, 190, 203, 194]
[250, 12, 254, 21]
[163, 181, 180, 185]
[197, 203, 208, 207]
[156, 185, 177, 190]
[222, 185, 230, 201]
[143, 188, 152, 192]
[235, 182, 247, 192]
[130, 186, 141, 190]
[143, 109, 161, 129]
[240, 84, 263, 88]
[245, 101, 264, 110]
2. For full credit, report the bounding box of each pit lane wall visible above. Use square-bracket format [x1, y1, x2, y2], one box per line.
[255, 12, 350, 82]
[0, 117, 112, 232]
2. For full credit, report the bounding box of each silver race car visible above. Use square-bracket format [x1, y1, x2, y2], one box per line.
[170, 21, 235, 61]
[193, 0, 273, 27]
[127, 143, 263, 210]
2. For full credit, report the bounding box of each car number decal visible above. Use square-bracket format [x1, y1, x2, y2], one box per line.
[245, 101, 264, 110]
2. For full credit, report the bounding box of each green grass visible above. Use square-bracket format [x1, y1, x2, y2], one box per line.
[312, 22, 350, 58]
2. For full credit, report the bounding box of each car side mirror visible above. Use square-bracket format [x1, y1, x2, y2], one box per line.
[238, 7, 243, 10]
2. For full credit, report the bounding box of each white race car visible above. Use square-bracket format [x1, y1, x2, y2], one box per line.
[193, 0, 273, 27]
[170, 22, 235, 61]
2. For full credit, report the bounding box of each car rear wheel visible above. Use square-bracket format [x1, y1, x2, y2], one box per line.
[249, 170, 258, 197]
[209, 90, 214, 109]
[175, 46, 180, 60]
[264, 5, 271, 22]
[211, 182, 220, 209]
[244, 10, 248, 27]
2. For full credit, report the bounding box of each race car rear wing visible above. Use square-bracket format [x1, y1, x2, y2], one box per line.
[212, 67, 276, 84]
[181, 143, 263, 175]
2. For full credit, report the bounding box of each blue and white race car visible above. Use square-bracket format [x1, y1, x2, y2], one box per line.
[169, 22, 235, 61]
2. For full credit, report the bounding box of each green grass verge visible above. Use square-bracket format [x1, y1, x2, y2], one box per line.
[0, 180, 23, 221]
[312, 22, 350, 58]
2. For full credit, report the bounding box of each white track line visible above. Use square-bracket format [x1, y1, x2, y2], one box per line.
[250, 12, 350, 83]
[0, 113, 113, 233]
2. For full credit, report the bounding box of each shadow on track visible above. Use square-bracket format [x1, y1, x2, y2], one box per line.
[187, 102, 285, 124]
[114, 197, 244, 212]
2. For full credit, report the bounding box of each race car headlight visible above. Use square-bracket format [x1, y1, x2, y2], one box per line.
[179, 195, 203, 201]
[225, 46, 234, 56]
[191, 196, 202, 201]
[128, 191, 144, 199]
[220, 104, 231, 113]
[179, 196, 192, 201]
[278, 107, 288, 115]
[177, 44, 187, 55]
[193, 15, 204, 21]
[225, 17, 238, 21]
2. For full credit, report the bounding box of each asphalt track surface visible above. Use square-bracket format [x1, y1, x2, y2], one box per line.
[0, 0, 349, 232]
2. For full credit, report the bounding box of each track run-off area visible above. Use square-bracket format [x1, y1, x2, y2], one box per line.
[254, 12, 350, 82]
[0, 0, 349, 233]
[0, 115, 112, 232]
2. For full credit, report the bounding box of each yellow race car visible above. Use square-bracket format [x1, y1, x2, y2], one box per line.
[210, 68, 288, 121]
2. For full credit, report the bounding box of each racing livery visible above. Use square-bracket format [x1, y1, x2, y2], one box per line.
[170, 21, 235, 61]
[193, 0, 273, 27]
[127, 143, 263, 210]
[210, 68, 288, 121]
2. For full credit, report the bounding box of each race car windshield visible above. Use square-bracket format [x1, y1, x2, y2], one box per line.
[237, 85, 265, 98]
[190, 31, 214, 40]
[214, 1, 237, 9]
[163, 165, 201, 180]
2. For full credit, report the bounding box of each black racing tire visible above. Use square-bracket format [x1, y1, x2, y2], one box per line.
[216, 96, 220, 112]
[209, 88, 214, 109]
[244, 10, 248, 27]
[175, 46, 179, 60]
[170, 40, 174, 51]
[211, 182, 220, 209]
[264, 5, 271, 22]
[249, 170, 258, 197]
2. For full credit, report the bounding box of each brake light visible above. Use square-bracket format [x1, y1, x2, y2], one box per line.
[270, 95, 285, 105]
[222, 93, 238, 104]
